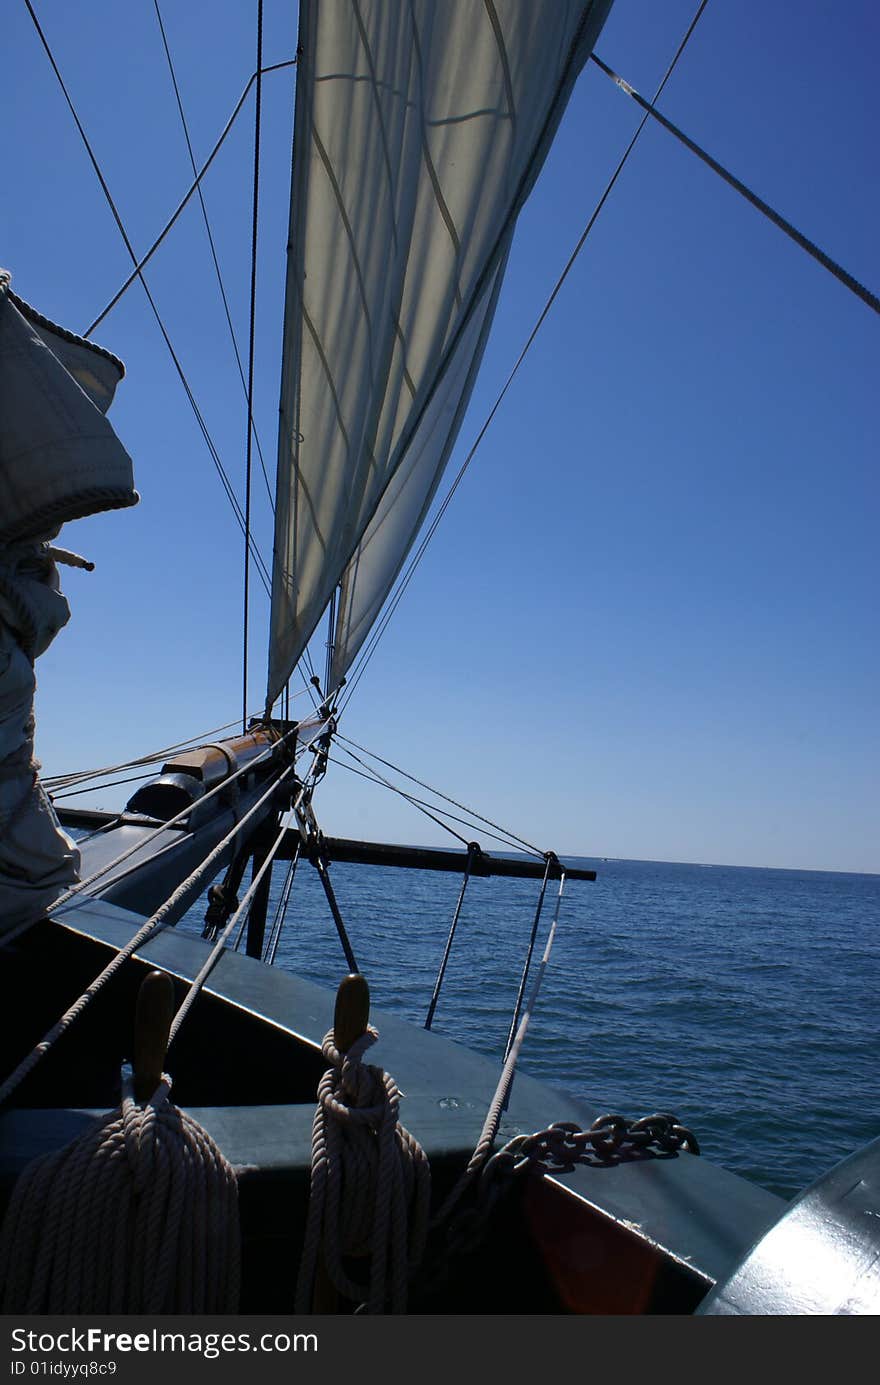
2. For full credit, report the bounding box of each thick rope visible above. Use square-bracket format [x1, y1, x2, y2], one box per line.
[433, 872, 567, 1226]
[0, 1066, 239, 1313]
[296, 1027, 430, 1314]
[49, 728, 294, 914]
[0, 763, 295, 1107]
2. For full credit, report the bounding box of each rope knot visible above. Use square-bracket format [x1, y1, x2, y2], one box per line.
[297, 1020, 430, 1313]
[0, 1065, 239, 1313]
[120, 1064, 172, 1191]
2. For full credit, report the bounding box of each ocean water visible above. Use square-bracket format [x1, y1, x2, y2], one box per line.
[178, 855, 879, 1202]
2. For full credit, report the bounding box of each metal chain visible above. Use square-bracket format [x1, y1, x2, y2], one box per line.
[420, 1112, 700, 1290]
[489, 1112, 700, 1174]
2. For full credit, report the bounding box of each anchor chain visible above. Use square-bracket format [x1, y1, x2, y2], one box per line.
[489, 1112, 700, 1176]
[422, 1112, 700, 1285]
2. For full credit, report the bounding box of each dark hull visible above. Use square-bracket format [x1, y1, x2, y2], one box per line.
[0, 899, 784, 1314]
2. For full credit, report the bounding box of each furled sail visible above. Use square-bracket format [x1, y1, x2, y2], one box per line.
[0, 270, 136, 930]
[268, 0, 612, 702]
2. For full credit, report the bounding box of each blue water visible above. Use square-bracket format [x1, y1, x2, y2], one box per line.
[179, 855, 879, 1201]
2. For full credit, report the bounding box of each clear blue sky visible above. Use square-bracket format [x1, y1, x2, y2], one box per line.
[4, 1, 878, 872]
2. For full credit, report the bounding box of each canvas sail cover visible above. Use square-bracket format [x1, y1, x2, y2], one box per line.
[0, 270, 136, 930]
[268, 0, 612, 702]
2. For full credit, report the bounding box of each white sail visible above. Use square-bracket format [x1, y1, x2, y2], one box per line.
[268, 0, 612, 702]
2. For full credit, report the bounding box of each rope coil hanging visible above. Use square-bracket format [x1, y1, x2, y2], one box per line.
[0, 973, 240, 1313]
[296, 976, 430, 1314]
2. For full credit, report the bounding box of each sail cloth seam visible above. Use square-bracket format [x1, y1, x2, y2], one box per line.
[338, 0, 711, 705]
[589, 52, 880, 317]
[267, 0, 615, 702]
[0, 763, 296, 1108]
[152, 0, 274, 510]
[408, 16, 464, 311]
[5, 289, 124, 374]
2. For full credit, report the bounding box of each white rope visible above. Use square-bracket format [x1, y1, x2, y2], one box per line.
[0, 1065, 239, 1312]
[42, 716, 250, 789]
[0, 763, 296, 1107]
[48, 728, 296, 914]
[168, 812, 293, 1046]
[433, 871, 567, 1225]
[296, 1026, 430, 1314]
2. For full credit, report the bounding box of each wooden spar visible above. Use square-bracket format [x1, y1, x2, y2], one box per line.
[56, 807, 598, 882]
[298, 836, 597, 881]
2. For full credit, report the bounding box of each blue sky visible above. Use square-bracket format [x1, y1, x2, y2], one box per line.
[4, 1, 878, 872]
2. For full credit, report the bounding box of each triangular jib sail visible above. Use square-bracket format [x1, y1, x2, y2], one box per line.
[268, 0, 612, 702]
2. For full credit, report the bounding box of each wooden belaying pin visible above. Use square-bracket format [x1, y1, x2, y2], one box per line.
[333, 973, 370, 1053]
[132, 969, 175, 1103]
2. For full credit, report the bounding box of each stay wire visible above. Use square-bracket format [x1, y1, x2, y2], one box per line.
[50, 771, 153, 801]
[152, 0, 275, 508]
[264, 843, 299, 965]
[328, 746, 552, 858]
[23, 0, 273, 596]
[243, 0, 264, 733]
[589, 52, 880, 318]
[327, 752, 471, 849]
[339, 0, 711, 708]
[336, 732, 545, 859]
[42, 715, 254, 790]
[48, 729, 297, 914]
[83, 55, 298, 338]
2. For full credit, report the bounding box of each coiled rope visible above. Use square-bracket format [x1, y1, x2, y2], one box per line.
[296, 1024, 430, 1315]
[0, 1064, 239, 1313]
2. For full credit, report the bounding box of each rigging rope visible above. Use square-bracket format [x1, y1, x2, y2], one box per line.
[338, 0, 711, 707]
[48, 729, 296, 915]
[424, 843, 478, 1030]
[328, 750, 471, 849]
[589, 52, 880, 318]
[152, 0, 274, 508]
[0, 1064, 240, 1313]
[295, 1025, 430, 1314]
[41, 715, 260, 790]
[504, 855, 554, 1061]
[264, 841, 299, 965]
[50, 771, 154, 801]
[167, 813, 293, 1046]
[0, 761, 295, 1107]
[337, 733, 545, 858]
[329, 753, 551, 858]
[432, 869, 568, 1226]
[329, 749, 545, 858]
[0, 748, 330, 1311]
[84, 56, 297, 338]
[22, 0, 274, 598]
[242, 1, 264, 733]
